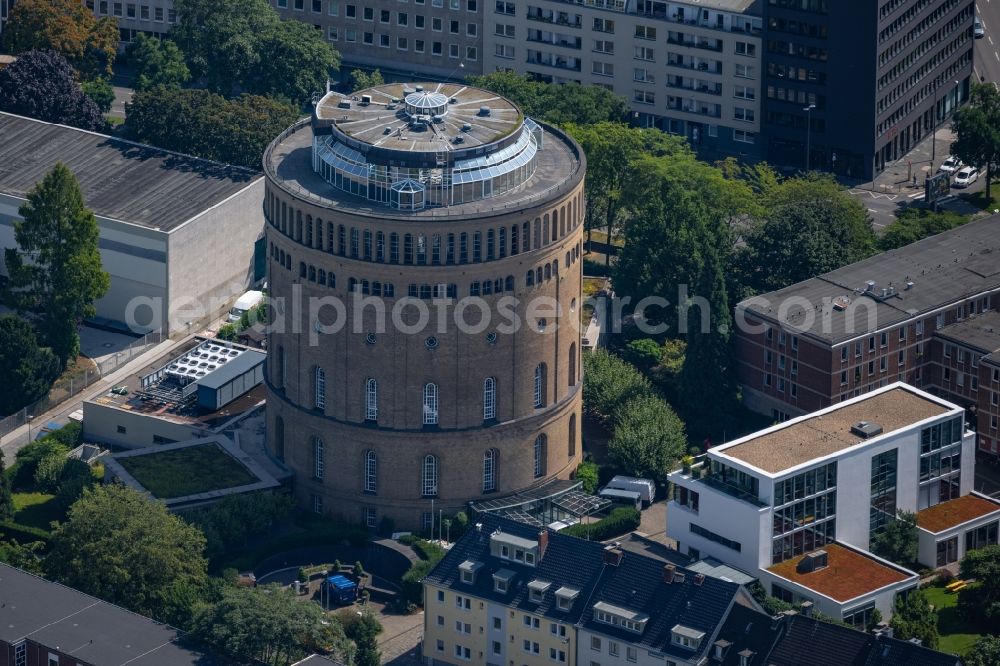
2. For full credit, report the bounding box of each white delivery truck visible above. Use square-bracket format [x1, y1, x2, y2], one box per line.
[228, 290, 264, 322]
[605, 475, 656, 506]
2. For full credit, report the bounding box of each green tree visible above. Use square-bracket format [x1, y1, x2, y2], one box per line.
[81, 77, 115, 113]
[54, 458, 95, 508]
[951, 82, 1000, 200]
[349, 68, 385, 92]
[124, 87, 299, 169]
[45, 484, 208, 621]
[889, 589, 939, 649]
[192, 584, 349, 665]
[172, 0, 339, 103]
[582, 349, 651, 423]
[623, 338, 664, 370]
[958, 544, 1000, 626]
[965, 636, 1000, 666]
[4, 163, 110, 363]
[0, 451, 12, 521]
[182, 492, 295, 561]
[870, 510, 918, 566]
[8, 436, 70, 490]
[609, 394, 686, 486]
[467, 71, 627, 125]
[0, 540, 44, 574]
[127, 33, 191, 91]
[568, 123, 687, 260]
[736, 174, 876, 294]
[33, 450, 69, 493]
[350, 610, 382, 666]
[1, 0, 119, 78]
[216, 323, 238, 341]
[0, 315, 60, 416]
[576, 460, 599, 494]
[0, 50, 106, 131]
[879, 206, 970, 251]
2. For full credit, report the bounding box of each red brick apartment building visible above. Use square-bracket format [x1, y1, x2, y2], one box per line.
[736, 213, 1000, 457]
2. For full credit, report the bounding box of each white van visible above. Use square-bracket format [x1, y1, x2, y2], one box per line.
[228, 290, 264, 322]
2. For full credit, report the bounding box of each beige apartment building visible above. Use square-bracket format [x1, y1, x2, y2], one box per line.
[485, 0, 763, 159]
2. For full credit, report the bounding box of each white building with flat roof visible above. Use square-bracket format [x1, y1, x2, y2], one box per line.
[667, 383, 1000, 624]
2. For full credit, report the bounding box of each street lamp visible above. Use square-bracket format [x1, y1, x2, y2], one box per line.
[803, 104, 816, 171]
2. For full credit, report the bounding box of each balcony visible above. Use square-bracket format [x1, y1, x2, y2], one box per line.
[635, 1, 762, 36]
[527, 30, 582, 49]
[666, 98, 721, 118]
[667, 35, 723, 52]
[666, 58, 722, 75]
[670, 461, 767, 508]
[526, 53, 582, 72]
[666, 77, 721, 95]
[526, 9, 582, 29]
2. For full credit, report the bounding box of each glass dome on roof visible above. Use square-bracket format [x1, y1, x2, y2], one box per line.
[405, 91, 449, 117]
[390, 178, 425, 193]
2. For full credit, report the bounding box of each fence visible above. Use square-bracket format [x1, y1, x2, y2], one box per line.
[0, 327, 165, 442]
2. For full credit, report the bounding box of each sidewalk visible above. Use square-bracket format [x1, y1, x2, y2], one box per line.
[0, 331, 200, 459]
[846, 127, 957, 194]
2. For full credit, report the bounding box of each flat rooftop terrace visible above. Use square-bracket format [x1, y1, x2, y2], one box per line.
[717, 386, 950, 474]
[0, 113, 260, 232]
[935, 310, 1000, 354]
[917, 494, 1000, 534]
[265, 118, 581, 222]
[767, 543, 914, 602]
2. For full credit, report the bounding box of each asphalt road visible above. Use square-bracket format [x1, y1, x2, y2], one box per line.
[975, 0, 1000, 86]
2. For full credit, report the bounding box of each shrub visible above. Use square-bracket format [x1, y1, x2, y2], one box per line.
[560, 507, 640, 541]
[9, 436, 71, 489]
[33, 452, 69, 492]
[412, 539, 445, 563]
[450, 511, 469, 540]
[401, 559, 434, 605]
[216, 324, 237, 341]
[576, 461, 599, 494]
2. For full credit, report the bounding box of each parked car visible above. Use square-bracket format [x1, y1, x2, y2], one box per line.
[953, 167, 980, 187]
[938, 156, 963, 174]
[974, 15, 984, 39]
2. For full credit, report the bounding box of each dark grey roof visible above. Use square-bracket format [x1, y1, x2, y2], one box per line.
[738, 214, 1000, 345]
[424, 513, 608, 624]
[578, 549, 740, 662]
[0, 112, 260, 232]
[934, 310, 1000, 354]
[0, 563, 232, 665]
[427, 514, 741, 660]
[712, 606, 961, 666]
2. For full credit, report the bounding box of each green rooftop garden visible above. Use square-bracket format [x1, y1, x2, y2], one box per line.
[117, 443, 257, 499]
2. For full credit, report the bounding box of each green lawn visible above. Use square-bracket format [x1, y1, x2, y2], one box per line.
[117, 443, 258, 499]
[923, 584, 982, 656]
[958, 186, 1000, 212]
[12, 492, 63, 532]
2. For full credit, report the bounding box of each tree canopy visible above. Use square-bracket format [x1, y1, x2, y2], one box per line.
[80, 77, 115, 113]
[965, 636, 1000, 666]
[0, 50, 106, 131]
[127, 33, 191, 92]
[192, 585, 349, 665]
[582, 349, 653, 423]
[608, 393, 686, 486]
[46, 484, 208, 621]
[889, 589, 939, 649]
[951, 82, 1000, 200]
[736, 174, 876, 294]
[171, 0, 339, 104]
[0, 315, 60, 416]
[349, 69, 385, 92]
[870, 510, 918, 566]
[958, 544, 1000, 627]
[0, 451, 12, 521]
[5, 163, 110, 363]
[468, 71, 627, 125]
[1, 0, 118, 78]
[879, 206, 970, 251]
[124, 87, 300, 169]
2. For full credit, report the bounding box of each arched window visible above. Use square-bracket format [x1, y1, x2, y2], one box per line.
[390, 232, 399, 263]
[526, 270, 535, 287]
[299, 262, 307, 278]
[314, 367, 326, 410]
[276, 345, 286, 388]
[423, 383, 439, 425]
[363, 229, 373, 260]
[536, 267, 543, 284]
[313, 437, 324, 480]
[364, 450, 377, 493]
[422, 455, 438, 496]
[327, 222, 335, 253]
[522, 221, 530, 252]
[431, 234, 441, 264]
[308, 265, 316, 282]
[483, 448, 498, 492]
[569, 413, 577, 457]
[544, 264, 551, 281]
[534, 435, 547, 478]
[365, 378, 378, 421]
[534, 363, 547, 408]
[350, 227, 360, 258]
[505, 276, 514, 292]
[317, 269, 326, 286]
[376, 231, 385, 262]
[569, 342, 577, 387]
[404, 233, 414, 264]
[483, 377, 497, 421]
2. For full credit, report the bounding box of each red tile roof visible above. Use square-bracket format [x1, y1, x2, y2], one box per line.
[917, 494, 1000, 533]
[767, 543, 912, 602]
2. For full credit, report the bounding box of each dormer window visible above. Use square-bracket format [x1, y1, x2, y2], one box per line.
[713, 639, 731, 660]
[555, 586, 579, 611]
[593, 602, 649, 634]
[527, 579, 551, 603]
[458, 560, 482, 585]
[490, 532, 539, 566]
[493, 568, 516, 594]
[671, 624, 705, 651]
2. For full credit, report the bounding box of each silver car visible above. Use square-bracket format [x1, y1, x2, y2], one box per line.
[975, 15, 985, 39]
[953, 167, 980, 187]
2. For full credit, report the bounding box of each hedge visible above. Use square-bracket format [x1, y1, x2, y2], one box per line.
[0, 520, 51, 545]
[560, 507, 640, 541]
[412, 539, 445, 563]
[402, 559, 435, 605]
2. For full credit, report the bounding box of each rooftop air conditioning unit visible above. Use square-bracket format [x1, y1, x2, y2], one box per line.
[851, 421, 884, 439]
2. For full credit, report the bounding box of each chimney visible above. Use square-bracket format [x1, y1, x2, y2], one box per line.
[538, 530, 549, 562]
[663, 563, 676, 584]
[603, 545, 623, 566]
[693, 573, 705, 586]
[799, 601, 813, 617]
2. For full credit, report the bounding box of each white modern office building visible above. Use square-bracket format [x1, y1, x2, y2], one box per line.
[667, 383, 1000, 624]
